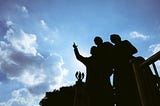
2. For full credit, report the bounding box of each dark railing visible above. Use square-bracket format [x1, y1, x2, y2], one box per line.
[132, 51, 160, 106]
[141, 51, 160, 77]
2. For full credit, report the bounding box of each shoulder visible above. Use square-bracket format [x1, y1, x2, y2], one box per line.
[122, 40, 132, 45]
[104, 41, 113, 46]
[103, 41, 114, 48]
[123, 40, 130, 43]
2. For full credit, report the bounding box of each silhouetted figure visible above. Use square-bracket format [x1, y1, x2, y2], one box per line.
[73, 42, 113, 106]
[93, 36, 114, 105]
[73, 43, 99, 106]
[110, 34, 141, 106]
[94, 36, 114, 76]
[73, 43, 97, 87]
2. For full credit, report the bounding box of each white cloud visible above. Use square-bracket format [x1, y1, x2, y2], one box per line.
[52, 54, 69, 89]
[0, 39, 68, 92]
[149, 44, 160, 54]
[0, 88, 43, 106]
[40, 20, 48, 30]
[0, 26, 69, 95]
[16, 5, 29, 17]
[18, 71, 46, 86]
[40, 53, 69, 90]
[0, 20, 71, 106]
[21, 6, 28, 14]
[6, 20, 14, 27]
[129, 31, 149, 40]
[4, 29, 37, 56]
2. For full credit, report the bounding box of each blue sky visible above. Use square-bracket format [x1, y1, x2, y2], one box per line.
[0, 0, 160, 106]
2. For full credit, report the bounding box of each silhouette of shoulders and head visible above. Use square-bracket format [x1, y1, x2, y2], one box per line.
[94, 36, 103, 47]
[90, 46, 97, 56]
[110, 33, 137, 56]
[110, 34, 121, 45]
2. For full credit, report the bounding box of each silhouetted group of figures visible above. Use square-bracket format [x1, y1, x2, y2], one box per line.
[73, 34, 141, 106]
[39, 34, 160, 106]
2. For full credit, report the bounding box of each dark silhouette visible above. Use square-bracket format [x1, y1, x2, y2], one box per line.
[93, 36, 114, 105]
[39, 86, 75, 106]
[74, 71, 87, 106]
[131, 56, 160, 106]
[75, 71, 84, 83]
[40, 75, 85, 106]
[73, 42, 114, 106]
[39, 35, 160, 106]
[94, 36, 114, 76]
[73, 43, 97, 87]
[110, 34, 141, 106]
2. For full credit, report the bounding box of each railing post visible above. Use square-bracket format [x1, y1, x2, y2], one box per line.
[134, 51, 160, 106]
[131, 57, 145, 106]
[152, 63, 159, 77]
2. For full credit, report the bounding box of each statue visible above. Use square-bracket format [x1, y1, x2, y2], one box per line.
[75, 71, 84, 84]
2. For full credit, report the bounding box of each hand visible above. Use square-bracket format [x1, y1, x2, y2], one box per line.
[73, 42, 77, 48]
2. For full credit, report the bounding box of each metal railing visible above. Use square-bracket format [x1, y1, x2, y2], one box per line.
[132, 51, 160, 106]
[141, 51, 160, 77]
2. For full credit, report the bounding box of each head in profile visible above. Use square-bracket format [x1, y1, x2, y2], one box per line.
[94, 36, 103, 46]
[90, 46, 97, 56]
[110, 34, 121, 44]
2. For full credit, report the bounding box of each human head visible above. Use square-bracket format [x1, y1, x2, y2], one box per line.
[90, 46, 97, 55]
[94, 36, 103, 46]
[110, 34, 121, 44]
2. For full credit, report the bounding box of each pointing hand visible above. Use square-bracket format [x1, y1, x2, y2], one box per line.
[73, 42, 78, 48]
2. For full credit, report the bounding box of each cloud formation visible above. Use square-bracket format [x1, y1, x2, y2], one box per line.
[0, 20, 69, 105]
[21, 6, 28, 14]
[0, 88, 41, 106]
[129, 31, 149, 40]
[16, 5, 29, 17]
[40, 20, 48, 30]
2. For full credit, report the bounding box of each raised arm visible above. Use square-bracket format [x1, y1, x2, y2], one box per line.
[73, 42, 87, 64]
